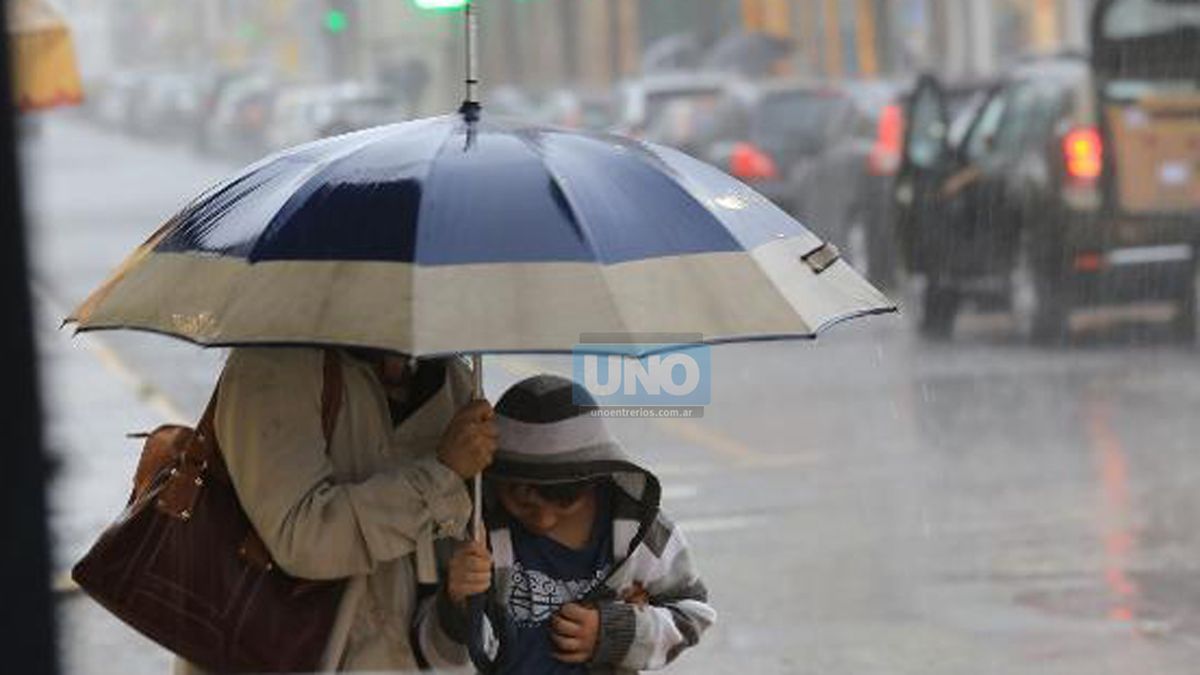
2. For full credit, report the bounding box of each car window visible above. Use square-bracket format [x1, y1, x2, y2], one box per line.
[1029, 83, 1074, 148]
[906, 82, 948, 169]
[643, 96, 724, 149]
[643, 89, 722, 131]
[753, 91, 849, 156]
[946, 90, 989, 147]
[990, 83, 1044, 154]
[962, 90, 1008, 162]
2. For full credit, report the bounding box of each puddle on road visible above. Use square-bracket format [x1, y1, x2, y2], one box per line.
[1013, 570, 1200, 643]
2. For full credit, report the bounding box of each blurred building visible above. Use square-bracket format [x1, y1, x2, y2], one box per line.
[477, 0, 1099, 90]
[921, 0, 1095, 78]
[83, 0, 1100, 105]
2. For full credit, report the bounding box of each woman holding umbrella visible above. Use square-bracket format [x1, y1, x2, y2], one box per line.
[174, 346, 498, 674]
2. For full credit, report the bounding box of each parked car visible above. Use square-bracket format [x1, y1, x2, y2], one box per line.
[682, 79, 908, 287]
[613, 72, 730, 139]
[264, 82, 409, 151]
[484, 85, 542, 119]
[90, 71, 145, 130]
[200, 72, 277, 160]
[265, 83, 347, 151]
[313, 86, 411, 137]
[130, 72, 201, 139]
[895, 0, 1200, 342]
[537, 89, 614, 131]
[190, 68, 253, 153]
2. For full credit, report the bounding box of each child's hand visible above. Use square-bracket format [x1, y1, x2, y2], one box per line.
[446, 540, 492, 606]
[551, 603, 600, 664]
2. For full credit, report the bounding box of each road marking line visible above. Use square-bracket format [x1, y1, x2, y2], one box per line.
[655, 417, 769, 464]
[662, 484, 700, 501]
[678, 514, 771, 534]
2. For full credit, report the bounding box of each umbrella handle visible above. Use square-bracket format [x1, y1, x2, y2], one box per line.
[472, 353, 484, 542]
[466, 353, 508, 674]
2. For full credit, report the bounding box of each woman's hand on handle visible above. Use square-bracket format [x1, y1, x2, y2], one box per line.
[437, 400, 497, 479]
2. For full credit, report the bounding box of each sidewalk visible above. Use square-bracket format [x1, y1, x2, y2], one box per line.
[36, 289, 175, 675]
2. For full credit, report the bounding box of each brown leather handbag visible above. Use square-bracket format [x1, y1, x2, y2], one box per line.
[73, 350, 347, 673]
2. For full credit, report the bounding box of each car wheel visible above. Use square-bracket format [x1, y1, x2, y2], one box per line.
[1173, 265, 1198, 344]
[920, 281, 959, 340]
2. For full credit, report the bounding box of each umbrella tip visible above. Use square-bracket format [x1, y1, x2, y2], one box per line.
[458, 100, 482, 123]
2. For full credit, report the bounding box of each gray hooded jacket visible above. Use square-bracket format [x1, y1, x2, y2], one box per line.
[413, 375, 716, 673]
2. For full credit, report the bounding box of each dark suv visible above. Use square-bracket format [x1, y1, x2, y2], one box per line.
[896, 0, 1200, 342]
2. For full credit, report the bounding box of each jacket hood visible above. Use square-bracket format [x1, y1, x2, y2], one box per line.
[485, 374, 661, 514]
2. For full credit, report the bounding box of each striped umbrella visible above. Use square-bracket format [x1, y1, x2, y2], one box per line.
[68, 102, 895, 549]
[69, 109, 892, 355]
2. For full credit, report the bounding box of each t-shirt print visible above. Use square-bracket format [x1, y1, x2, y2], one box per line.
[506, 560, 612, 627]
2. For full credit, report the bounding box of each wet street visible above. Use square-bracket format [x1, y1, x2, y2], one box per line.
[25, 115, 1200, 674]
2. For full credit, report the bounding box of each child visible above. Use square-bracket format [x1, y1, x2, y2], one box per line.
[414, 374, 716, 673]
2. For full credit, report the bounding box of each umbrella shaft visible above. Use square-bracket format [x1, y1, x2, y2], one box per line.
[472, 352, 484, 541]
[464, 2, 479, 105]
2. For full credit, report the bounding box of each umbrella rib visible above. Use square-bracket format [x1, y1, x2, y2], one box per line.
[632, 142, 827, 334]
[505, 131, 605, 263]
[245, 118, 449, 263]
[407, 116, 482, 355]
[506, 131, 638, 341]
[228, 121, 449, 354]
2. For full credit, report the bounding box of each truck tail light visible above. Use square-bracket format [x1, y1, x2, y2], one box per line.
[868, 104, 905, 176]
[1064, 127, 1103, 183]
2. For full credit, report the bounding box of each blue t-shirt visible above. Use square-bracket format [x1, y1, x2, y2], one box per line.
[500, 488, 614, 674]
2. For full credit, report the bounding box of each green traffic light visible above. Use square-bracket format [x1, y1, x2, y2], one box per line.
[324, 9, 348, 33]
[412, 0, 470, 10]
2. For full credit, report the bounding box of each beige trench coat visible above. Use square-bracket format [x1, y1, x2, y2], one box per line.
[174, 347, 473, 674]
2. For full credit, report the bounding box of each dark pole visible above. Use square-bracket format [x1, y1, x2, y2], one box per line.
[0, 6, 60, 675]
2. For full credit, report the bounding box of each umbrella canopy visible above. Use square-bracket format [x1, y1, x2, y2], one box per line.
[8, 0, 83, 111]
[69, 110, 893, 357]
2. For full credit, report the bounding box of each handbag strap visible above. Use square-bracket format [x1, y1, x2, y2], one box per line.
[195, 349, 344, 479]
[320, 349, 344, 445]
